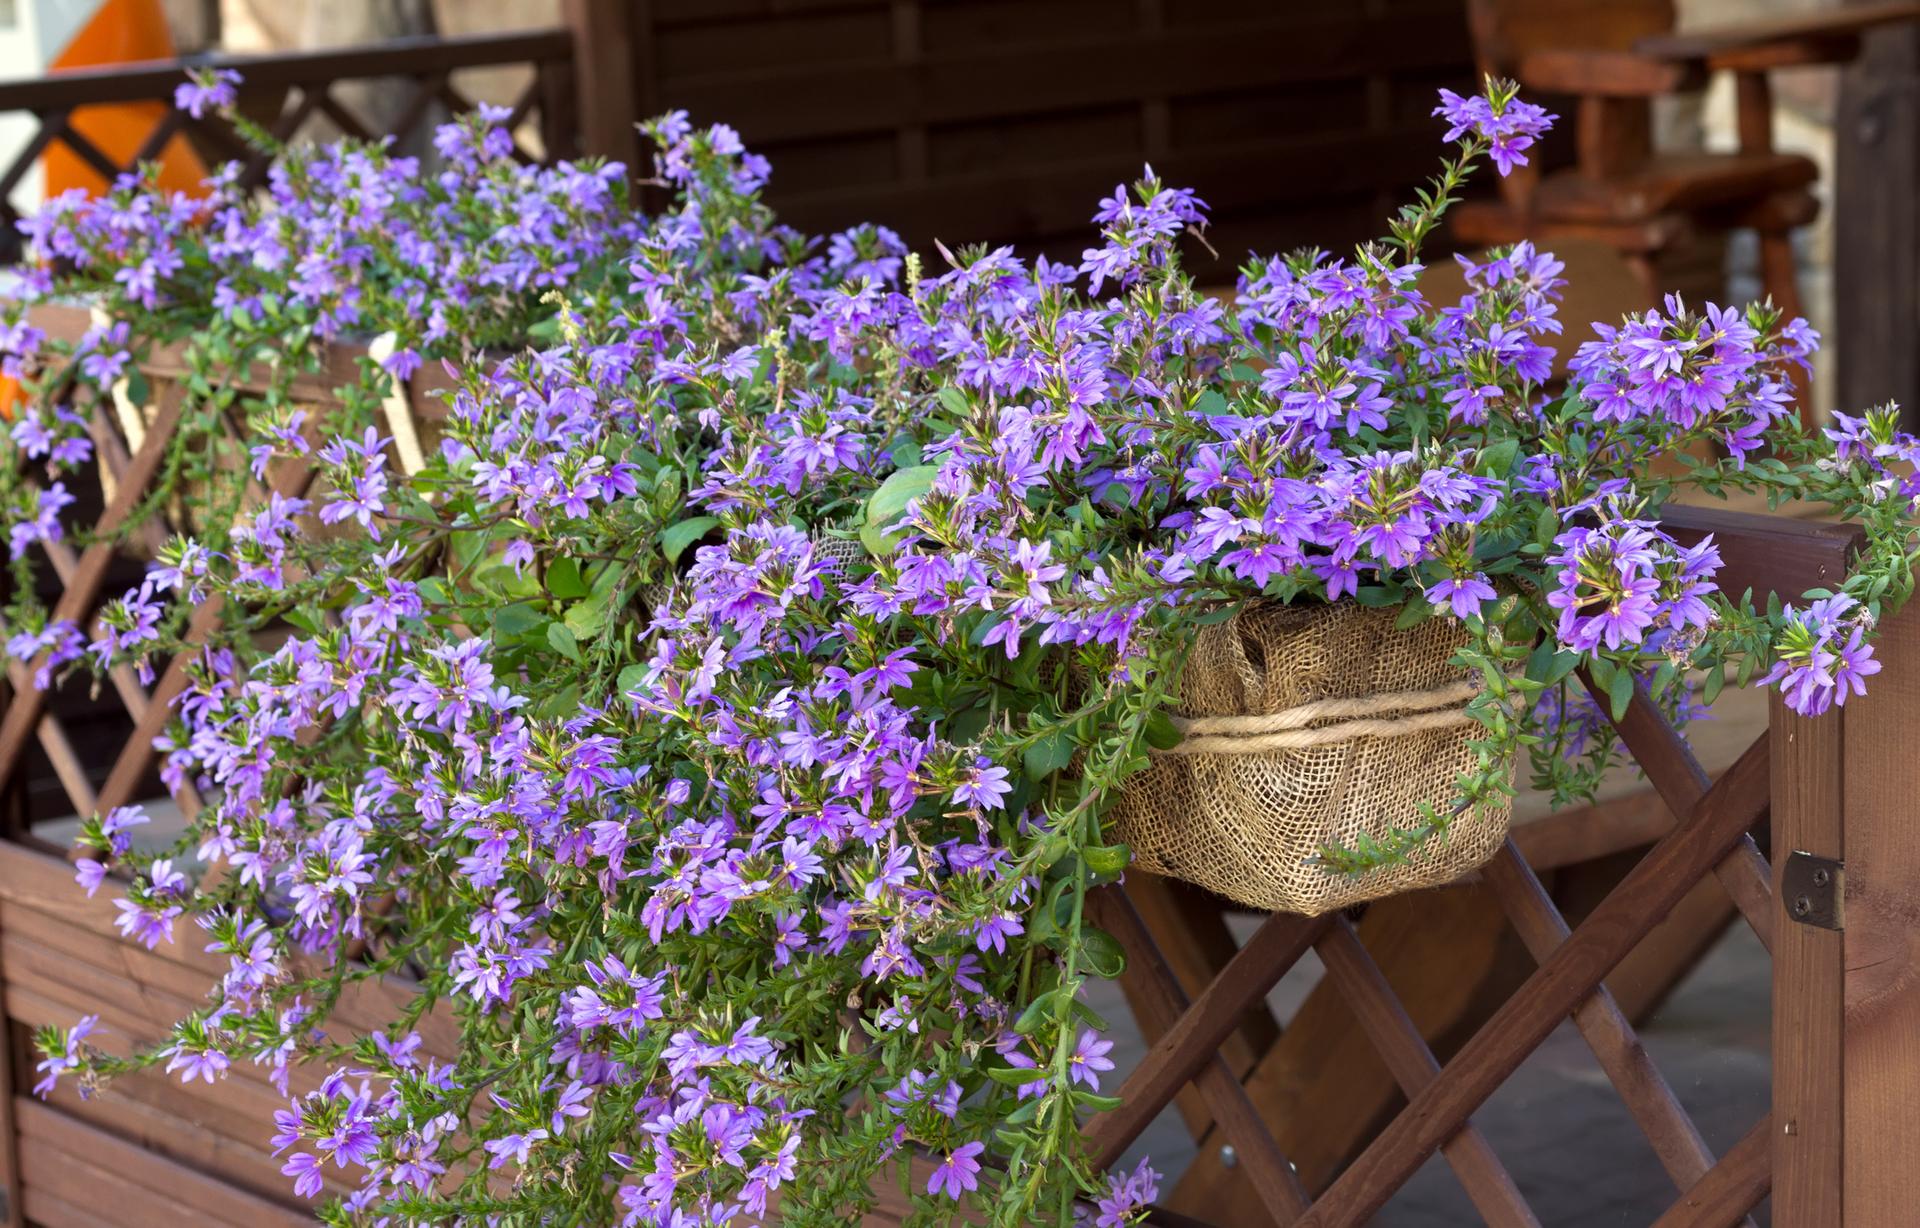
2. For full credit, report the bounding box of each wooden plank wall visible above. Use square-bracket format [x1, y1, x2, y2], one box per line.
[0, 839, 453, 1227]
[631, 0, 1477, 282]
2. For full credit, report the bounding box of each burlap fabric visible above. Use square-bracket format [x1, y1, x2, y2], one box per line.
[1109, 600, 1510, 915]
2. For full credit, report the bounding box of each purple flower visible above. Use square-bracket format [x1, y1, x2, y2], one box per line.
[952, 758, 1012, 810]
[927, 1141, 985, 1200]
[174, 68, 240, 118]
[1069, 1030, 1116, 1090]
[1425, 574, 1496, 620]
[281, 1152, 324, 1199]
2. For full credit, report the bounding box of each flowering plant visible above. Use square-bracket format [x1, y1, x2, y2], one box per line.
[3, 73, 1917, 1226]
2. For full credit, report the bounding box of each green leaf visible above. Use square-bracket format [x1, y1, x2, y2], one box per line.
[1477, 437, 1519, 477]
[862, 464, 939, 556]
[936, 386, 968, 416]
[547, 622, 582, 662]
[659, 516, 720, 564]
[565, 586, 622, 641]
[1023, 729, 1075, 781]
[1013, 987, 1064, 1035]
[1608, 666, 1635, 722]
[1143, 709, 1183, 752]
[492, 603, 544, 641]
[617, 663, 649, 697]
[1394, 600, 1432, 630]
[545, 557, 589, 599]
[866, 465, 939, 530]
[1533, 503, 1561, 548]
[1078, 927, 1127, 979]
[1081, 842, 1131, 876]
[538, 683, 580, 720]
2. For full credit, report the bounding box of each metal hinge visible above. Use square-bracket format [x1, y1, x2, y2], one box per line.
[1783, 851, 1844, 931]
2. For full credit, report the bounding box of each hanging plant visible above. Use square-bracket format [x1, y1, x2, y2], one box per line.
[2, 72, 1915, 1227]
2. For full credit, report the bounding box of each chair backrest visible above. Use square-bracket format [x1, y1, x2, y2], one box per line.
[1464, 0, 1677, 77]
[1463, 0, 1677, 203]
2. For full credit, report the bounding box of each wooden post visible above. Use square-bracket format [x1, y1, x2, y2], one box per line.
[1835, 12, 1920, 428]
[1770, 691, 1844, 1223]
[1835, 599, 1920, 1222]
[561, 0, 644, 178]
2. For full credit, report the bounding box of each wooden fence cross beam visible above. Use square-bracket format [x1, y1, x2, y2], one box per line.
[1480, 841, 1756, 1224]
[1313, 918, 1539, 1227]
[1295, 733, 1773, 1226]
[1086, 908, 1328, 1170]
[1582, 673, 1777, 952]
[1087, 886, 1312, 1221]
[0, 391, 186, 789]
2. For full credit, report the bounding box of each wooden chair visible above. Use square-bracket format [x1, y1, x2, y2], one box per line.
[1455, 0, 1920, 423]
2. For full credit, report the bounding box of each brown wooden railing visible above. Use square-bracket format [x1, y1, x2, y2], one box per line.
[0, 28, 578, 260]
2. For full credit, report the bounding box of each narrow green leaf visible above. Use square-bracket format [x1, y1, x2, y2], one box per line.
[1608, 666, 1635, 722]
[1078, 927, 1127, 979]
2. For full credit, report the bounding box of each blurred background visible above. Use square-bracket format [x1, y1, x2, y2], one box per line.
[0, 0, 1915, 427]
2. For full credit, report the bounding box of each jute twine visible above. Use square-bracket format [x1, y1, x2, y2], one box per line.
[1109, 601, 1511, 915]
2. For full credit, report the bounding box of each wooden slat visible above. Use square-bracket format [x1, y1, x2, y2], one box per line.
[1481, 843, 1747, 1214]
[47, 1076, 337, 1205]
[0, 874, 23, 1228]
[1314, 919, 1539, 1228]
[1087, 887, 1309, 1221]
[16, 1098, 309, 1228]
[1657, 503, 1863, 606]
[1170, 886, 1531, 1222]
[1647, 1114, 1775, 1228]
[18, 1185, 120, 1228]
[1113, 873, 1279, 1140]
[0, 840, 458, 1056]
[1512, 785, 1675, 871]
[659, 11, 1468, 143]
[4, 965, 331, 1108]
[1837, 598, 1920, 1223]
[1296, 735, 1772, 1226]
[1583, 675, 1775, 953]
[1085, 910, 1326, 1168]
[0, 31, 576, 110]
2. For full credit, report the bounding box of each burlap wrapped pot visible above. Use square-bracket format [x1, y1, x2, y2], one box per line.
[1109, 600, 1510, 915]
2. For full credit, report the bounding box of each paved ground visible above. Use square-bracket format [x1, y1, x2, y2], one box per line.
[1091, 919, 1771, 1226]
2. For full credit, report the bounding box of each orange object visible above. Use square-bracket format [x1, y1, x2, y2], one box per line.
[43, 0, 207, 198]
